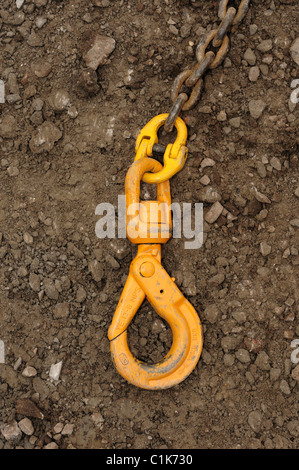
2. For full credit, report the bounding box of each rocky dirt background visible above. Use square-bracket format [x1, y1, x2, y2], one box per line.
[0, 0, 298, 450]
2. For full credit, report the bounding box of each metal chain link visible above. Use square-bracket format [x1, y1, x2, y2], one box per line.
[164, 0, 250, 132]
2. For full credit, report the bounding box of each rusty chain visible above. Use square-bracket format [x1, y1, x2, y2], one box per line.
[164, 0, 250, 132]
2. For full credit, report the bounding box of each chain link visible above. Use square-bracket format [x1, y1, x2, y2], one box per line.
[164, 0, 251, 132]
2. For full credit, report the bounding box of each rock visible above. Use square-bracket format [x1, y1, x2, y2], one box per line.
[255, 351, 271, 370]
[88, 259, 104, 282]
[75, 69, 100, 96]
[200, 158, 215, 169]
[290, 37, 299, 65]
[0, 115, 17, 138]
[248, 410, 262, 433]
[249, 100, 266, 119]
[76, 285, 87, 303]
[29, 121, 62, 154]
[7, 166, 19, 177]
[256, 161, 267, 178]
[16, 398, 45, 419]
[247, 199, 262, 216]
[270, 157, 281, 171]
[0, 80, 5, 103]
[49, 361, 63, 381]
[249, 66, 260, 82]
[81, 32, 115, 70]
[48, 89, 70, 112]
[29, 273, 41, 292]
[61, 423, 74, 435]
[1, 421, 22, 443]
[43, 442, 59, 449]
[198, 186, 221, 203]
[257, 39, 273, 53]
[260, 241, 271, 257]
[22, 366, 37, 377]
[232, 310, 246, 324]
[244, 47, 256, 65]
[290, 219, 299, 228]
[205, 201, 223, 224]
[31, 60, 52, 77]
[244, 336, 264, 354]
[270, 368, 281, 382]
[235, 348, 251, 364]
[44, 278, 59, 300]
[291, 365, 299, 382]
[204, 304, 220, 324]
[255, 190, 271, 204]
[23, 232, 33, 244]
[280, 379, 291, 395]
[229, 117, 241, 128]
[18, 418, 34, 436]
[53, 423, 64, 434]
[54, 303, 69, 319]
[208, 272, 225, 286]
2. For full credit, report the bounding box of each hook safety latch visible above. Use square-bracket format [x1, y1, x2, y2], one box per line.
[134, 113, 188, 184]
[108, 157, 203, 390]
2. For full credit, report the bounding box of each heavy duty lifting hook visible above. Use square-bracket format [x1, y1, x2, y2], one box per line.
[108, 157, 203, 390]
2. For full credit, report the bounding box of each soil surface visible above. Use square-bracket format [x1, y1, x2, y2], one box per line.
[0, 0, 299, 450]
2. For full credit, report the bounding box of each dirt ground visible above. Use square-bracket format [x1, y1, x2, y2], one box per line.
[0, 0, 298, 450]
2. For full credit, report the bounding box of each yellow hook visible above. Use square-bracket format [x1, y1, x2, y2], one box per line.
[134, 113, 188, 184]
[108, 158, 203, 390]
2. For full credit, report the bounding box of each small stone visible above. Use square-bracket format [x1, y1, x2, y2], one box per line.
[53, 423, 64, 434]
[232, 310, 246, 324]
[256, 161, 267, 178]
[75, 69, 100, 97]
[198, 186, 221, 203]
[255, 190, 271, 204]
[48, 90, 70, 112]
[43, 442, 59, 449]
[81, 32, 115, 70]
[255, 351, 271, 370]
[204, 304, 220, 324]
[248, 411, 262, 433]
[88, 259, 104, 282]
[22, 366, 37, 377]
[280, 379, 291, 395]
[290, 37, 299, 65]
[208, 273, 225, 286]
[29, 273, 41, 292]
[76, 285, 87, 303]
[31, 60, 52, 78]
[16, 398, 44, 420]
[244, 48, 256, 65]
[199, 175, 210, 185]
[16, 0, 25, 9]
[29, 121, 62, 154]
[0, 115, 17, 138]
[270, 368, 281, 382]
[18, 418, 34, 436]
[200, 158, 215, 169]
[217, 110, 227, 121]
[205, 201, 223, 224]
[105, 254, 120, 269]
[270, 157, 281, 171]
[249, 66, 260, 82]
[257, 39, 273, 53]
[1, 421, 22, 443]
[61, 423, 74, 435]
[249, 24, 258, 35]
[35, 16, 47, 28]
[23, 232, 33, 244]
[290, 219, 299, 228]
[44, 279, 59, 300]
[7, 166, 19, 177]
[49, 361, 63, 381]
[249, 100, 266, 119]
[229, 117, 241, 128]
[260, 241, 271, 257]
[247, 199, 262, 216]
[54, 303, 69, 319]
[235, 348, 251, 364]
[0, 80, 5, 103]
[291, 365, 299, 382]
